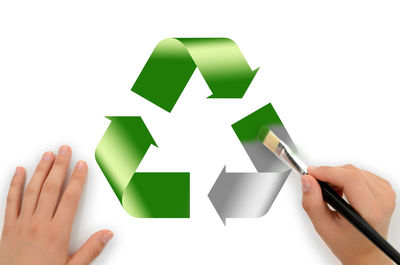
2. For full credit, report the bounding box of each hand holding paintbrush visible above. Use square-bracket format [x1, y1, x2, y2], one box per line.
[258, 127, 399, 265]
[303, 166, 396, 265]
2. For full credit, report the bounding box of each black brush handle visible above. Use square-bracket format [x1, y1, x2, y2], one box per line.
[318, 180, 400, 264]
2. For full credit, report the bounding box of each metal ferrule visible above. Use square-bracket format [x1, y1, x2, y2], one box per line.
[274, 142, 308, 175]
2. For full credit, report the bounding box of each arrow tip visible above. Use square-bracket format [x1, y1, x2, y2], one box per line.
[208, 192, 227, 226]
[208, 166, 228, 226]
[252, 67, 260, 75]
[206, 67, 259, 99]
[248, 67, 259, 85]
[103, 116, 158, 147]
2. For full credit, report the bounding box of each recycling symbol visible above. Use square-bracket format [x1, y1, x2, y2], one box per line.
[95, 38, 295, 223]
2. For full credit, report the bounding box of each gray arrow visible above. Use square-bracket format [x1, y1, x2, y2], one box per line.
[208, 105, 296, 225]
[208, 167, 291, 225]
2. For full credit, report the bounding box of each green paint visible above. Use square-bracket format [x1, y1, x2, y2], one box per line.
[232, 103, 283, 142]
[95, 116, 189, 218]
[257, 126, 270, 143]
[132, 38, 258, 112]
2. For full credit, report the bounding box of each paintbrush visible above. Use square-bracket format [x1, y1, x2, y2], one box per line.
[257, 126, 400, 264]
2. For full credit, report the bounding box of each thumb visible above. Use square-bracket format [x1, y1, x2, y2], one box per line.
[67, 230, 113, 265]
[301, 174, 335, 230]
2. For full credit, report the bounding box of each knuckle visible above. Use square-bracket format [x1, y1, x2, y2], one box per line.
[374, 174, 391, 187]
[43, 181, 59, 194]
[24, 187, 37, 198]
[382, 178, 393, 189]
[71, 173, 85, 184]
[343, 163, 356, 169]
[63, 191, 80, 205]
[6, 193, 15, 205]
[27, 220, 41, 238]
[46, 226, 65, 247]
[54, 156, 68, 167]
[87, 245, 103, 260]
[36, 162, 49, 173]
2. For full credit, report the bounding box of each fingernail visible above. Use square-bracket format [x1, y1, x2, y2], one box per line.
[102, 231, 113, 245]
[13, 167, 25, 182]
[58, 145, 70, 155]
[43, 151, 53, 161]
[76, 160, 86, 170]
[301, 176, 312, 193]
[15, 167, 23, 175]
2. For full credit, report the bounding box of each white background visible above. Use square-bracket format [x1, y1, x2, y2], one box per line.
[1, 0, 400, 264]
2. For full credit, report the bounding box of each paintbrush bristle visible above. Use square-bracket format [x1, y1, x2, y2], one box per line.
[258, 126, 280, 153]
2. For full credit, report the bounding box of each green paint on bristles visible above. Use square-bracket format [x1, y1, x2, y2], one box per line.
[257, 126, 270, 142]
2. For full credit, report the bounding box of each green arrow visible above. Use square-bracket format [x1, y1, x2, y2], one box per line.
[132, 38, 259, 112]
[95, 116, 190, 218]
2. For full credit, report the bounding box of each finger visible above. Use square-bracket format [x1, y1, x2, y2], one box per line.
[20, 151, 54, 218]
[67, 230, 113, 265]
[4, 167, 26, 223]
[301, 174, 336, 231]
[36, 145, 71, 218]
[308, 166, 377, 215]
[53, 161, 88, 232]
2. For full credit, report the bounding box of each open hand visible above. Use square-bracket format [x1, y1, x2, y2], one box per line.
[0, 145, 113, 265]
